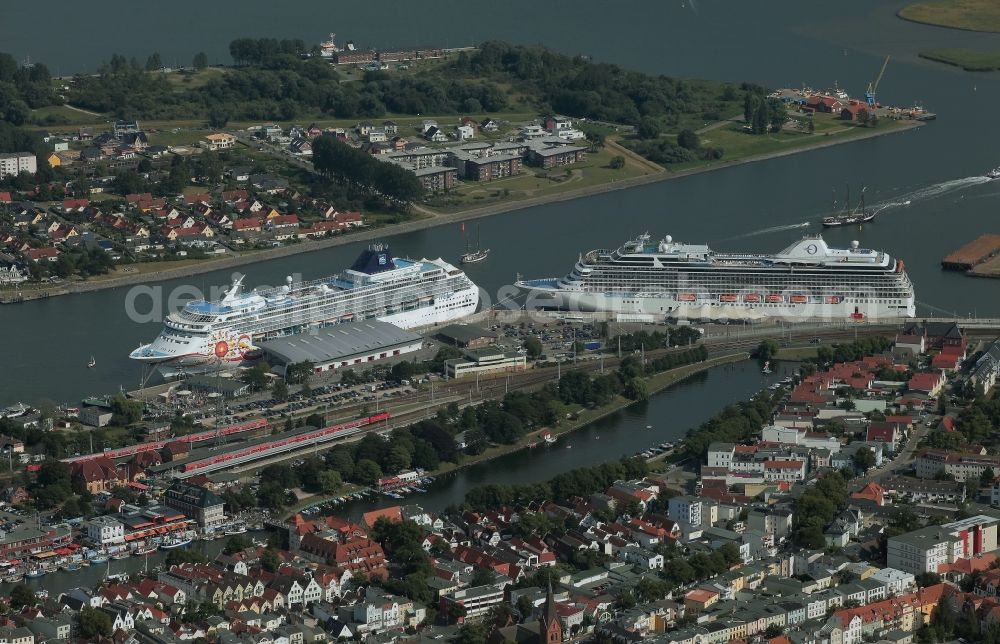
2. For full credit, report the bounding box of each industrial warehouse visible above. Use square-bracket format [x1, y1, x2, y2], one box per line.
[259, 320, 424, 374]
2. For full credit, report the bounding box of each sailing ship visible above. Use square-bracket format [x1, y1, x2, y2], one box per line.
[87, 356, 96, 368]
[460, 223, 490, 264]
[822, 186, 875, 228]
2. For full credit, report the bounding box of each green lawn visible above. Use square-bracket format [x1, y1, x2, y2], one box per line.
[669, 115, 911, 172]
[919, 48, 1000, 71]
[31, 104, 110, 127]
[899, 0, 1000, 32]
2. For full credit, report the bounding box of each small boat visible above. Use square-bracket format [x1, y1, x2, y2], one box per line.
[822, 185, 875, 227]
[824, 296, 842, 304]
[106, 572, 129, 583]
[765, 294, 784, 303]
[87, 356, 96, 368]
[565, 445, 572, 449]
[987, 167, 1000, 179]
[744, 293, 761, 303]
[789, 295, 808, 304]
[719, 294, 738, 302]
[225, 523, 248, 536]
[112, 552, 130, 560]
[542, 433, 556, 444]
[0, 402, 30, 419]
[460, 223, 490, 264]
[89, 556, 108, 565]
[25, 567, 45, 578]
[678, 293, 697, 302]
[135, 546, 157, 556]
[762, 361, 772, 374]
[646, 425, 653, 429]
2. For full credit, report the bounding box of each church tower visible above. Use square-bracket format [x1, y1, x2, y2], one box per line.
[538, 580, 562, 644]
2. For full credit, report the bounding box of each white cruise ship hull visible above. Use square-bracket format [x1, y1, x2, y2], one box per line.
[130, 248, 480, 369]
[528, 289, 914, 322]
[518, 233, 916, 323]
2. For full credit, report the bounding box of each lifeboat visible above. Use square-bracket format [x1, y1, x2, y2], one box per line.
[825, 296, 842, 304]
[789, 294, 808, 304]
[744, 294, 761, 303]
[678, 293, 696, 302]
[719, 294, 738, 302]
[765, 294, 784, 303]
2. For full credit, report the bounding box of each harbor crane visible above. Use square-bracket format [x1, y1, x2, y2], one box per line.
[866, 55, 890, 108]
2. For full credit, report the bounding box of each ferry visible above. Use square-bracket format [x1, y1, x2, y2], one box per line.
[130, 245, 480, 369]
[517, 233, 915, 322]
[160, 535, 194, 550]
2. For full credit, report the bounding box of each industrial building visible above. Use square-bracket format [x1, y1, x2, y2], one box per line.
[435, 324, 497, 349]
[259, 320, 423, 374]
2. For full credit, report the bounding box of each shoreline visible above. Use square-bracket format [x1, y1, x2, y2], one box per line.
[407, 352, 748, 485]
[2, 121, 923, 304]
[282, 351, 748, 519]
[896, 8, 1000, 35]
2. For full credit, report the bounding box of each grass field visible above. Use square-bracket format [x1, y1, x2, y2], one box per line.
[899, 0, 1000, 32]
[669, 114, 911, 173]
[919, 48, 1000, 71]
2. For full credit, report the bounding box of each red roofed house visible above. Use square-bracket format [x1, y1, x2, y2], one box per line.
[763, 460, 807, 483]
[297, 534, 387, 578]
[805, 95, 843, 113]
[867, 423, 901, 453]
[362, 506, 402, 529]
[24, 247, 59, 262]
[0, 192, 12, 203]
[840, 101, 870, 121]
[851, 481, 885, 507]
[71, 457, 123, 494]
[909, 371, 946, 397]
[232, 218, 262, 233]
[62, 198, 90, 213]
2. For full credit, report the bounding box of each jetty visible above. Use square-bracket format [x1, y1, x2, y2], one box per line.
[942, 234, 1000, 273]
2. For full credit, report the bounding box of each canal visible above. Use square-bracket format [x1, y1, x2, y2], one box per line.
[332, 359, 783, 518]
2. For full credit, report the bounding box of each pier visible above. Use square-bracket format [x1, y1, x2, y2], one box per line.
[942, 234, 1000, 273]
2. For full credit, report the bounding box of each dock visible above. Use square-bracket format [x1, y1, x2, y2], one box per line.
[941, 234, 1000, 271]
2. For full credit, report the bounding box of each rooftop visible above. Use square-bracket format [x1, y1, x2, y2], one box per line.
[259, 320, 421, 364]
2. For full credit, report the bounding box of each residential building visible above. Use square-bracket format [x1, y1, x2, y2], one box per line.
[886, 515, 999, 574]
[915, 449, 1000, 481]
[668, 496, 703, 527]
[0, 153, 37, 178]
[87, 516, 125, 546]
[202, 133, 236, 150]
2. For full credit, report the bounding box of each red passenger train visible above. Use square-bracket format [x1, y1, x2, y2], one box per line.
[61, 419, 268, 463]
[179, 413, 391, 475]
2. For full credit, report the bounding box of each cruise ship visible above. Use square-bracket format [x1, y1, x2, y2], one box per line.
[130, 245, 479, 367]
[516, 234, 915, 321]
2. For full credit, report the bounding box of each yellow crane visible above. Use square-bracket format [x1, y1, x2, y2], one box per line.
[866, 55, 890, 107]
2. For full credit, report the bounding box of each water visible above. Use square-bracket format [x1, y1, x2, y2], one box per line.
[0, 534, 240, 597]
[331, 360, 781, 517]
[3, 0, 1000, 404]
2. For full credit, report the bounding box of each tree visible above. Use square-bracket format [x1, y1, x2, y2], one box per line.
[355, 459, 383, 485]
[224, 535, 253, 555]
[608, 155, 625, 170]
[852, 446, 876, 472]
[78, 605, 113, 639]
[856, 108, 870, 126]
[208, 108, 230, 129]
[755, 338, 780, 361]
[636, 117, 660, 139]
[260, 548, 280, 572]
[9, 584, 36, 609]
[677, 129, 700, 150]
[623, 377, 648, 401]
[807, 117, 815, 133]
[145, 52, 162, 72]
[316, 469, 342, 494]
[272, 380, 289, 402]
[193, 52, 209, 70]
[764, 624, 784, 638]
[982, 467, 996, 487]
[243, 363, 270, 390]
[523, 336, 543, 359]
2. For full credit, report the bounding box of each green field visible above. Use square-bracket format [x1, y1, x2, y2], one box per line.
[668, 114, 911, 173]
[919, 48, 1000, 71]
[899, 0, 1000, 32]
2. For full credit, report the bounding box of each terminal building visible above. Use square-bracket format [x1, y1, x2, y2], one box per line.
[165, 480, 226, 528]
[435, 324, 497, 349]
[444, 346, 527, 379]
[259, 320, 423, 375]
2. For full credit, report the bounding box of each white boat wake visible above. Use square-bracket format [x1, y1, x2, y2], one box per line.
[720, 221, 810, 242]
[871, 175, 992, 212]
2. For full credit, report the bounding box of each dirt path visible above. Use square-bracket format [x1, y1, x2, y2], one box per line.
[605, 138, 665, 173]
[62, 104, 103, 118]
